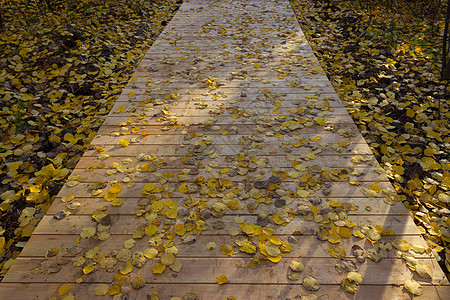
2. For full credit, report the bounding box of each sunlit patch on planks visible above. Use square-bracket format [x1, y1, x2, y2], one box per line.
[0, 0, 449, 299]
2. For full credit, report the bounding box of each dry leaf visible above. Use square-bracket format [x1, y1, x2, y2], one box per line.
[216, 275, 229, 285]
[302, 275, 320, 291]
[404, 279, 423, 296]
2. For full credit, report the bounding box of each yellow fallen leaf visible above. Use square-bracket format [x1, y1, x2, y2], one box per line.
[170, 259, 183, 272]
[143, 248, 158, 259]
[131, 276, 146, 289]
[109, 183, 122, 194]
[328, 245, 346, 259]
[369, 183, 381, 193]
[289, 260, 304, 272]
[338, 227, 352, 239]
[94, 284, 109, 296]
[61, 193, 75, 203]
[178, 184, 188, 193]
[111, 198, 123, 207]
[338, 139, 349, 147]
[265, 243, 281, 257]
[145, 224, 158, 236]
[329, 200, 343, 208]
[118, 262, 133, 275]
[414, 263, 433, 279]
[123, 239, 136, 249]
[58, 283, 70, 296]
[392, 239, 410, 251]
[216, 275, 229, 285]
[221, 243, 234, 256]
[424, 148, 435, 156]
[363, 189, 378, 198]
[404, 279, 423, 296]
[119, 139, 129, 147]
[152, 262, 166, 274]
[410, 244, 426, 254]
[206, 242, 217, 250]
[315, 118, 325, 126]
[302, 275, 320, 291]
[161, 253, 176, 265]
[82, 264, 95, 274]
[80, 227, 96, 239]
[347, 271, 363, 284]
[361, 226, 381, 242]
[341, 278, 357, 294]
[297, 190, 309, 198]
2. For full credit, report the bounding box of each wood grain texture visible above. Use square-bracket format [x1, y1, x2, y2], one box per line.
[0, 283, 447, 300]
[31, 214, 421, 235]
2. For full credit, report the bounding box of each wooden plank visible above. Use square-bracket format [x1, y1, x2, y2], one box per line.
[115, 92, 344, 105]
[90, 133, 370, 146]
[146, 45, 315, 54]
[120, 86, 339, 96]
[20, 234, 430, 259]
[107, 103, 351, 115]
[125, 74, 332, 84]
[103, 108, 354, 119]
[76, 153, 378, 164]
[150, 37, 307, 45]
[132, 59, 323, 69]
[32, 215, 421, 236]
[132, 62, 322, 71]
[74, 154, 382, 170]
[135, 57, 319, 66]
[66, 167, 389, 184]
[114, 98, 346, 110]
[148, 44, 315, 54]
[157, 28, 304, 34]
[128, 64, 325, 74]
[112, 90, 343, 100]
[106, 112, 349, 123]
[47, 196, 408, 216]
[3, 257, 447, 284]
[129, 64, 329, 74]
[95, 124, 362, 138]
[116, 91, 344, 101]
[134, 58, 321, 66]
[148, 42, 314, 52]
[82, 143, 373, 157]
[121, 81, 335, 91]
[0, 283, 446, 300]
[56, 181, 396, 199]
[100, 114, 357, 126]
[130, 63, 326, 72]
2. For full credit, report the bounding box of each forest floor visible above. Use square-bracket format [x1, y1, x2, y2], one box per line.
[0, 0, 183, 279]
[0, 0, 449, 281]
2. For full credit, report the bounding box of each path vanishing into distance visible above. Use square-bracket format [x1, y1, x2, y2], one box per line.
[0, 0, 449, 298]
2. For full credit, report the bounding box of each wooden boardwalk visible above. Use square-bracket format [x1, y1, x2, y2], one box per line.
[1, 0, 449, 298]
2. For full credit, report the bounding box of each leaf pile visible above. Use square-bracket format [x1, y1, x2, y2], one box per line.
[290, 0, 449, 277]
[0, 0, 182, 279]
